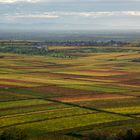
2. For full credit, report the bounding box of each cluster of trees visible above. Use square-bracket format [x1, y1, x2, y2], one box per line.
[132, 58, 140, 62]
[135, 43, 140, 47]
[0, 128, 140, 140]
[48, 52, 72, 58]
[0, 41, 33, 46]
[45, 40, 127, 47]
[0, 46, 72, 58]
[0, 40, 128, 47]
[0, 127, 28, 140]
[84, 129, 140, 140]
[0, 40, 130, 57]
[0, 46, 48, 55]
[0, 45, 129, 56]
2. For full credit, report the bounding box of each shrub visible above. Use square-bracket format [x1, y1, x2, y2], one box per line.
[117, 129, 136, 140]
[84, 129, 140, 140]
[0, 127, 28, 140]
[84, 130, 108, 140]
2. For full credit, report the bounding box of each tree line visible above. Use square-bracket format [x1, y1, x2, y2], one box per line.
[0, 127, 140, 140]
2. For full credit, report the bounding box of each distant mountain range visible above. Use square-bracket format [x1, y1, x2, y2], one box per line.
[0, 30, 140, 42]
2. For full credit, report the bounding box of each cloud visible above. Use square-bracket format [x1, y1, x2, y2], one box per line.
[78, 11, 140, 17]
[1, 11, 140, 25]
[0, 0, 140, 4]
[0, 0, 41, 3]
[4, 11, 140, 19]
[14, 13, 59, 18]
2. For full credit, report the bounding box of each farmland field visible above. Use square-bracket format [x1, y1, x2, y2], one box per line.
[0, 45, 140, 139]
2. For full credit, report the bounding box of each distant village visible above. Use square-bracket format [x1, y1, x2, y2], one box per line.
[0, 40, 129, 48]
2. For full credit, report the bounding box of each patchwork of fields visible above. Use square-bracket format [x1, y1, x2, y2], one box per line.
[0, 46, 140, 139]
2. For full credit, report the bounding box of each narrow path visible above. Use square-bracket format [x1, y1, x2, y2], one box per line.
[44, 98, 137, 119]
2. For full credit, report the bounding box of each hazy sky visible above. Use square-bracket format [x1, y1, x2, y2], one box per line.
[0, 0, 140, 31]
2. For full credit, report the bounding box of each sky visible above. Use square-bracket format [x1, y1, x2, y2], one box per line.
[0, 0, 140, 31]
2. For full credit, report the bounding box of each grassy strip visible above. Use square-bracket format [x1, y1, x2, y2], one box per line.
[0, 110, 96, 129]
[0, 99, 51, 109]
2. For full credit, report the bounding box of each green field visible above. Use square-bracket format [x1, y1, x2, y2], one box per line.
[0, 45, 140, 139]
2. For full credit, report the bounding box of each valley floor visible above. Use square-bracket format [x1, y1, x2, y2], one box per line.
[0, 45, 140, 139]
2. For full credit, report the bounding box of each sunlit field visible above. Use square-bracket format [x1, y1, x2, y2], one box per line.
[0, 45, 140, 139]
